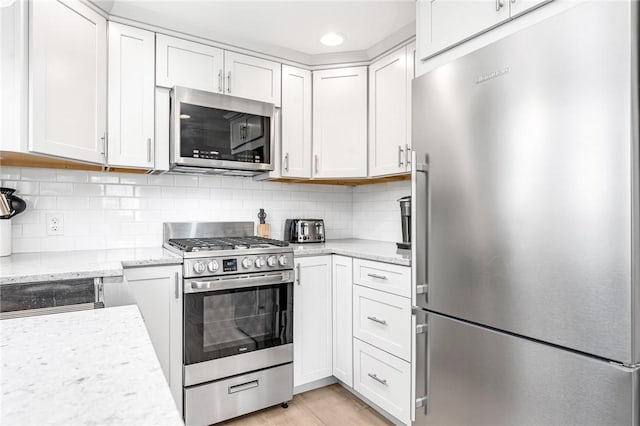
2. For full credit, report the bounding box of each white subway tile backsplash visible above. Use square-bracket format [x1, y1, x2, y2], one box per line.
[20, 168, 57, 181]
[7, 166, 406, 253]
[40, 182, 73, 196]
[56, 170, 89, 183]
[0, 167, 21, 180]
[105, 184, 134, 197]
[135, 186, 162, 198]
[73, 183, 105, 196]
[119, 174, 149, 185]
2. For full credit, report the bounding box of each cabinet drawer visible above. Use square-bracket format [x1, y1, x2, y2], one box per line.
[353, 285, 411, 361]
[353, 259, 410, 298]
[353, 338, 410, 425]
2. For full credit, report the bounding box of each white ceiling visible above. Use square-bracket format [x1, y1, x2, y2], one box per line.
[99, 1, 416, 63]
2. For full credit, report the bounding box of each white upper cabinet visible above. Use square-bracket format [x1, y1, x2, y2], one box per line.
[281, 65, 312, 178]
[224, 51, 281, 106]
[312, 67, 368, 179]
[29, 0, 107, 164]
[155, 35, 281, 105]
[417, 0, 552, 61]
[369, 44, 414, 177]
[156, 34, 224, 93]
[108, 23, 155, 169]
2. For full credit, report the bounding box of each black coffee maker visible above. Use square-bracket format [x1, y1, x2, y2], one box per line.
[397, 196, 411, 250]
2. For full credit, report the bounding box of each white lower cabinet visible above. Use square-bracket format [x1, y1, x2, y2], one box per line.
[332, 255, 353, 386]
[293, 256, 333, 388]
[354, 338, 411, 425]
[124, 265, 183, 413]
[353, 285, 412, 362]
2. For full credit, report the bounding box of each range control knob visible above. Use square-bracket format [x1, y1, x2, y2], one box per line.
[267, 256, 277, 267]
[278, 255, 288, 266]
[255, 257, 266, 268]
[207, 260, 219, 273]
[241, 257, 252, 269]
[193, 261, 206, 274]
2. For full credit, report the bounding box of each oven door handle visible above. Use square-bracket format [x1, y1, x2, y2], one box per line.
[185, 271, 293, 293]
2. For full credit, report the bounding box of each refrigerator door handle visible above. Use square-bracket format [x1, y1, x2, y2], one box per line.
[412, 150, 429, 307]
[412, 308, 429, 421]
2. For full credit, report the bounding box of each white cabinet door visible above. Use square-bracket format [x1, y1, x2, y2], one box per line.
[125, 265, 183, 414]
[29, 0, 107, 164]
[353, 338, 411, 425]
[293, 256, 333, 388]
[510, 0, 550, 16]
[281, 65, 312, 178]
[332, 255, 353, 387]
[369, 45, 413, 177]
[353, 285, 412, 361]
[419, 0, 510, 60]
[156, 34, 224, 93]
[108, 23, 155, 168]
[224, 51, 281, 106]
[312, 67, 367, 178]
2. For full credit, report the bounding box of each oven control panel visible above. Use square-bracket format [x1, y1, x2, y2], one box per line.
[184, 252, 294, 278]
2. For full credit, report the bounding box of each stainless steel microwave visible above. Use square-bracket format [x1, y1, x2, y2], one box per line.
[170, 86, 275, 175]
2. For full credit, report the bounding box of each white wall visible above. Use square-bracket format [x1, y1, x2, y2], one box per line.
[0, 166, 353, 253]
[352, 180, 410, 243]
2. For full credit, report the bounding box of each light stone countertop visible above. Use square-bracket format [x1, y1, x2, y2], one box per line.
[0, 239, 408, 285]
[0, 247, 182, 285]
[0, 305, 184, 426]
[292, 239, 411, 266]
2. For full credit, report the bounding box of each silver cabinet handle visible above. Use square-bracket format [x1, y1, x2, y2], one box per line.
[228, 379, 259, 394]
[413, 309, 429, 414]
[284, 153, 289, 172]
[314, 155, 319, 174]
[218, 69, 223, 92]
[368, 373, 387, 386]
[496, 0, 504, 11]
[296, 263, 301, 285]
[147, 137, 152, 163]
[399, 145, 404, 167]
[100, 132, 106, 155]
[405, 144, 411, 169]
[367, 273, 388, 280]
[174, 272, 179, 299]
[367, 316, 387, 325]
[227, 71, 231, 93]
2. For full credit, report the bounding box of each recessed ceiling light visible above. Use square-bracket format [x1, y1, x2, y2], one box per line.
[320, 32, 345, 47]
[180, 114, 191, 119]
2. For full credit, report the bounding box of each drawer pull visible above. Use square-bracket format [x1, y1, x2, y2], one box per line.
[368, 373, 388, 386]
[228, 379, 259, 394]
[367, 273, 388, 280]
[367, 316, 387, 325]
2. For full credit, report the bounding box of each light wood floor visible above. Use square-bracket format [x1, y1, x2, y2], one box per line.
[219, 384, 393, 426]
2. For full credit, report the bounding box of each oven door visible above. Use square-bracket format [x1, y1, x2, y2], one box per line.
[183, 271, 293, 383]
[170, 86, 275, 173]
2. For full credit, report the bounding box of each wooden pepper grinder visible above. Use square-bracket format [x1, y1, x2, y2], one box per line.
[257, 208, 271, 238]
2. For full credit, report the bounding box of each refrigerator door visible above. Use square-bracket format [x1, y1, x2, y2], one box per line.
[412, 0, 639, 364]
[413, 311, 640, 426]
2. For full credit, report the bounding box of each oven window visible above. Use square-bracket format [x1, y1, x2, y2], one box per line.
[179, 102, 271, 164]
[184, 283, 293, 365]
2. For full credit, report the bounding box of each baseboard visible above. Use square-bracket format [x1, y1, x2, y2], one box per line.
[338, 381, 405, 426]
[293, 376, 337, 395]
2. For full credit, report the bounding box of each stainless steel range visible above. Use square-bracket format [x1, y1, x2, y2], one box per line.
[163, 222, 294, 426]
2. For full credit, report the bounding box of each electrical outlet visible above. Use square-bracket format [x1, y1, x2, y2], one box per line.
[46, 213, 64, 236]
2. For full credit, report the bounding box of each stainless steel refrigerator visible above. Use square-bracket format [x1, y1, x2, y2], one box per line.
[411, 2, 640, 425]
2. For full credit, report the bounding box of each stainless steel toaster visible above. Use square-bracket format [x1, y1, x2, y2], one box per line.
[284, 219, 325, 243]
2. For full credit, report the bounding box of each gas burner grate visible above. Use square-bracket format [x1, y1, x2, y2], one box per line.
[168, 236, 289, 252]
